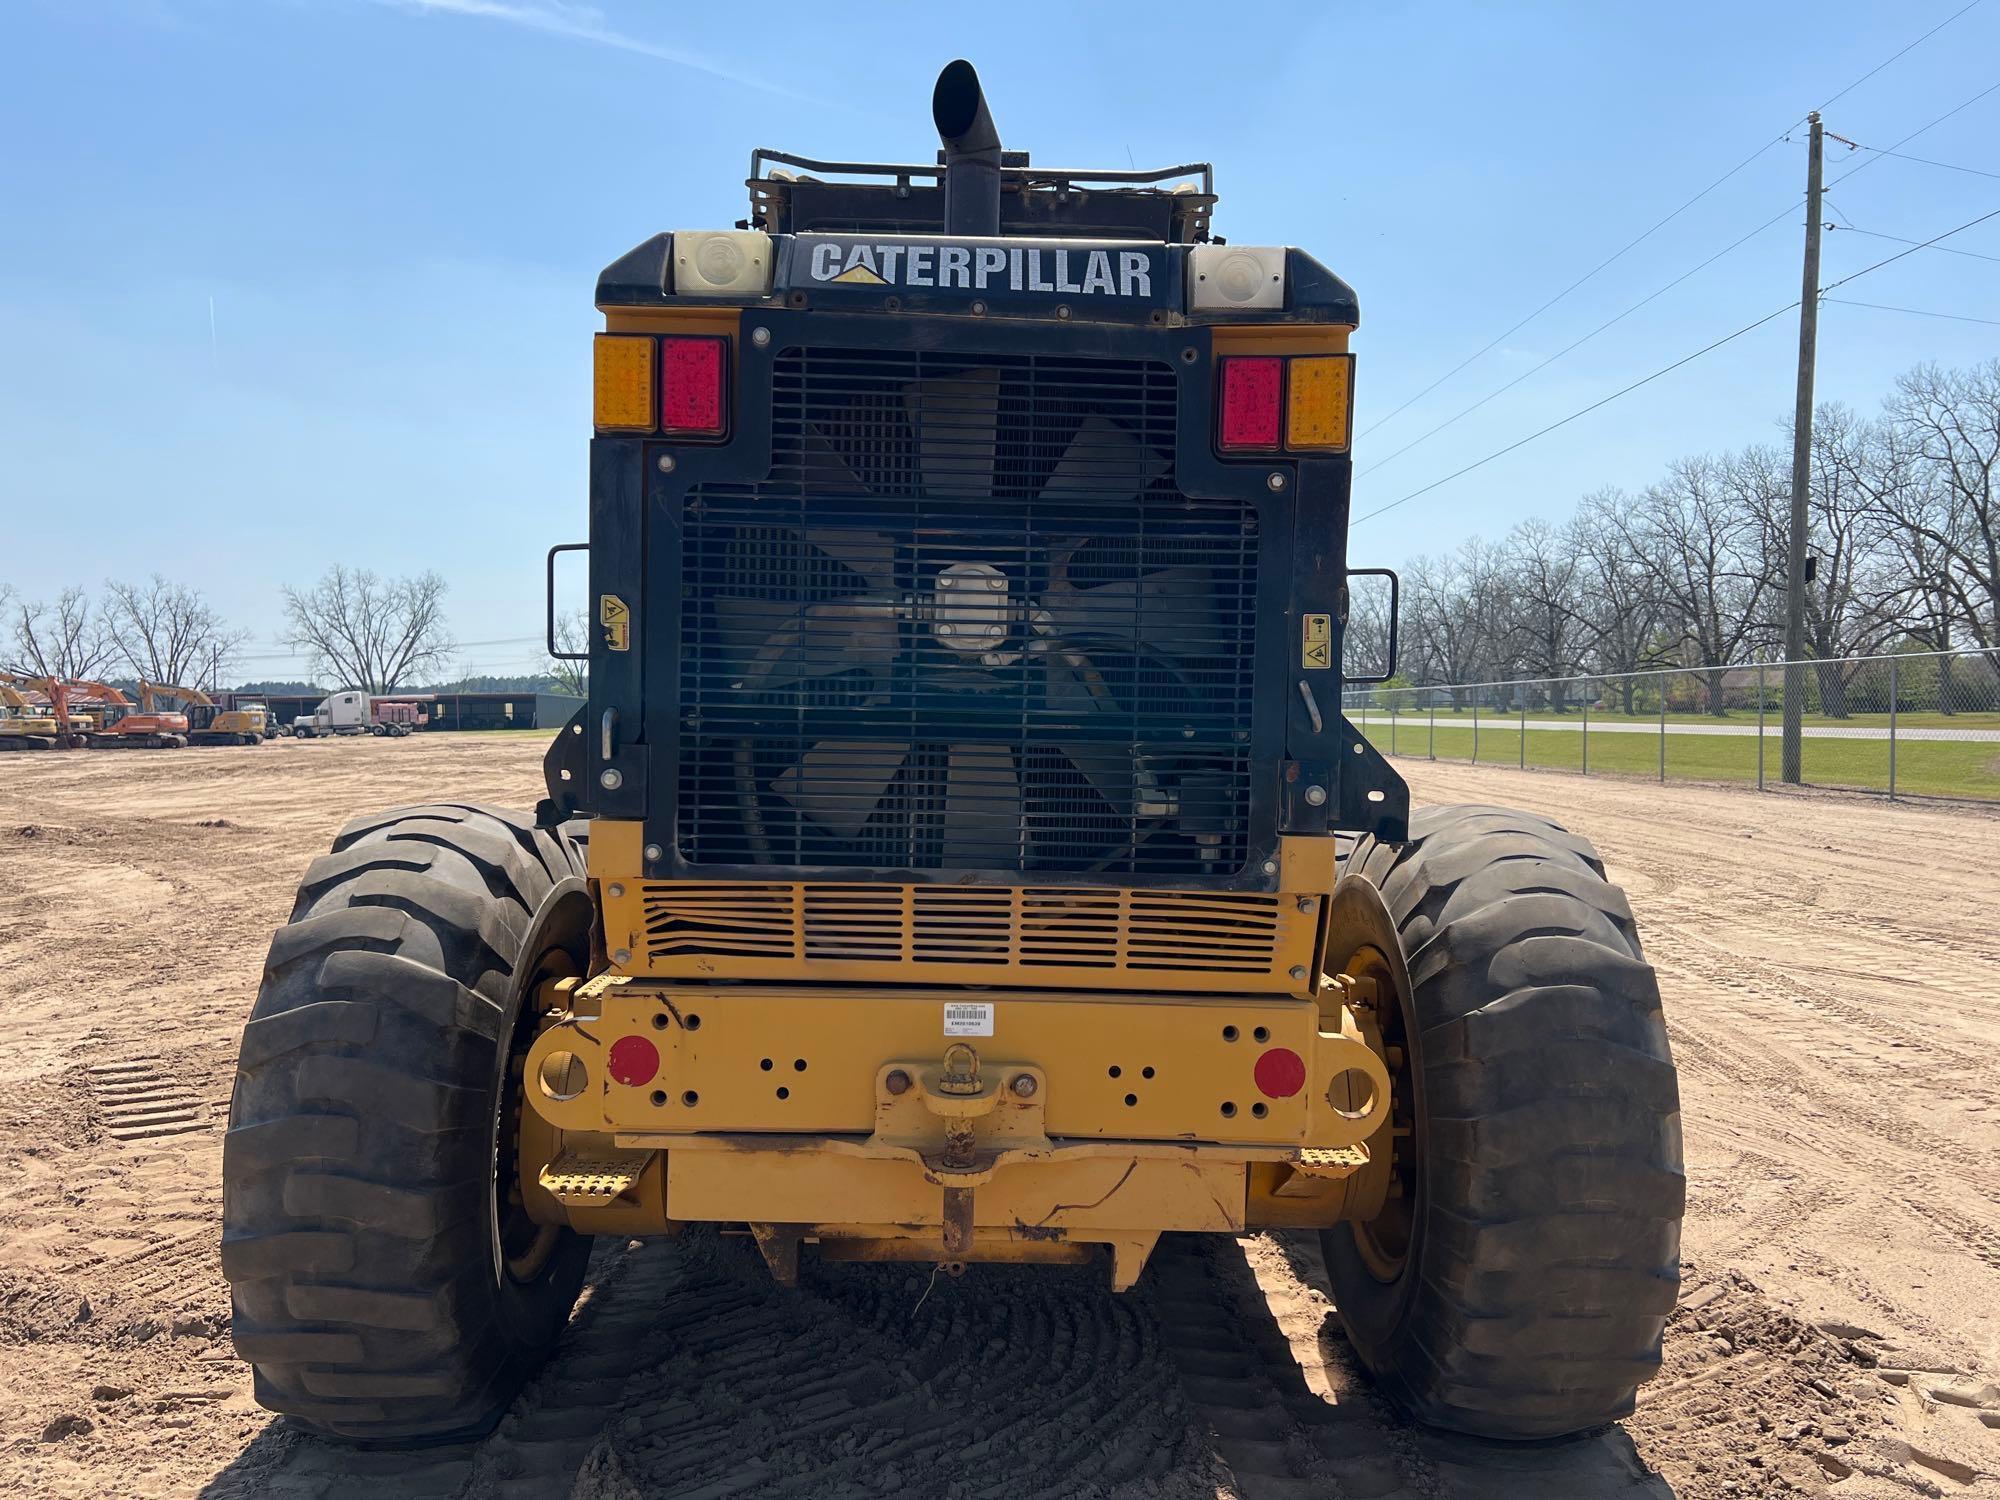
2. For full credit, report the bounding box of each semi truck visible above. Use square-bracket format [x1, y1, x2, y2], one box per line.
[287, 691, 430, 738]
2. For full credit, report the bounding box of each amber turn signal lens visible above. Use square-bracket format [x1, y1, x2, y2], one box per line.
[593, 335, 655, 431]
[1285, 355, 1353, 451]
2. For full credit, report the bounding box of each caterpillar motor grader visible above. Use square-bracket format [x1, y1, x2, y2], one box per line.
[223, 63, 1683, 1447]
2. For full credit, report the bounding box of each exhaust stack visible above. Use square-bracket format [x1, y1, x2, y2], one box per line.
[932, 59, 1001, 236]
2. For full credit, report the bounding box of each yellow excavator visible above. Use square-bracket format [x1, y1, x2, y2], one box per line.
[0, 677, 64, 751]
[144, 682, 269, 746]
[1, 673, 95, 748]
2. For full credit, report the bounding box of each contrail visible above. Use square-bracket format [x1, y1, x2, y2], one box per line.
[362, 0, 801, 97]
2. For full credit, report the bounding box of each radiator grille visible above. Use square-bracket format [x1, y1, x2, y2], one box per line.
[642, 884, 1287, 975]
[676, 348, 1260, 878]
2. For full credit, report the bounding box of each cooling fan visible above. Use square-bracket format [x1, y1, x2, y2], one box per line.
[698, 362, 1242, 868]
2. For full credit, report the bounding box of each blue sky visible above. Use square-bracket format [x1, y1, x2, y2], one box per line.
[4, 0, 1997, 681]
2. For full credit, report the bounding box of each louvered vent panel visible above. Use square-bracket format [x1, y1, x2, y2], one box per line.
[640, 884, 1285, 975]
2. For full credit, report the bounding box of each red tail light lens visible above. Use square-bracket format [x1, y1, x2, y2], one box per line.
[607, 1035, 661, 1088]
[659, 335, 727, 435]
[1218, 356, 1283, 450]
[1253, 1046, 1306, 1099]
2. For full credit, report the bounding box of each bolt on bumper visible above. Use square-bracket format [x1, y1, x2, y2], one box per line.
[519, 978, 1393, 1282]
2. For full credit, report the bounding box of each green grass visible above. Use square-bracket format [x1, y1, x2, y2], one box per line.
[1355, 718, 2000, 801]
[1361, 706, 2000, 732]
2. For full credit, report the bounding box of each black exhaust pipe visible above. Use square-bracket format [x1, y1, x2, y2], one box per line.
[933, 59, 1001, 236]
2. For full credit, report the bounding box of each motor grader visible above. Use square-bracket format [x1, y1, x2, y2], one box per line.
[222, 63, 1683, 1447]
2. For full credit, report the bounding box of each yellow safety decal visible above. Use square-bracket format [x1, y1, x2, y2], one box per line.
[1302, 613, 1332, 670]
[600, 594, 631, 652]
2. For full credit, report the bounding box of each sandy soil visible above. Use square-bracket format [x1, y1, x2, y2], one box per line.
[0, 737, 1996, 1499]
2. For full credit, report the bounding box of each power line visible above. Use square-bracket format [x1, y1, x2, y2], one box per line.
[1813, 0, 1986, 111]
[1351, 302, 1800, 527]
[1827, 141, 2000, 182]
[1826, 222, 2000, 263]
[1358, 140, 1792, 440]
[1826, 77, 2000, 191]
[1820, 203, 2000, 291]
[1353, 200, 2000, 527]
[1824, 296, 2000, 325]
[1359, 196, 1804, 478]
[1359, 3, 1986, 438]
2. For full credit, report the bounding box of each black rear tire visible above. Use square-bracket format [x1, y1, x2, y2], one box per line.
[222, 802, 592, 1443]
[1321, 803, 1684, 1439]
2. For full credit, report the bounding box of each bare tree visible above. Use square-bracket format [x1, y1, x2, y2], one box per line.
[547, 609, 589, 697]
[102, 574, 248, 689]
[1500, 517, 1591, 709]
[1765, 405, 1908, 715]
[1622, 453, 1774, 714]
[9, 587, 117, 684]
[1883, 360, 2000, 651]
[1569, 491, 1665, 713]
[283, 566, 455, 693]
[1403, 539, 1508, 706]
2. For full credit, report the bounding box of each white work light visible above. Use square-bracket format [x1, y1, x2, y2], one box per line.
[1189, 244, 1285, 311]
[672, 230, 774, 296]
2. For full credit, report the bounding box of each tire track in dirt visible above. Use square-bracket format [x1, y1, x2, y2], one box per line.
[8, 743, 2000, 1497]
[201, 1230, 1682, 1500]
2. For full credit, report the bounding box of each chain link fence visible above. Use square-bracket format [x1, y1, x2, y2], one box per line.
[1341, 649, 2000, 803]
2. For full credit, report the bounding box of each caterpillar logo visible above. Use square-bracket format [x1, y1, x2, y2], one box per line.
[807, 239, 1153, 296]
[783, 234, 1168, 318]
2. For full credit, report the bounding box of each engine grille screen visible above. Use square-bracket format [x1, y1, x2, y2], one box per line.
[676, 348, 1259, 877]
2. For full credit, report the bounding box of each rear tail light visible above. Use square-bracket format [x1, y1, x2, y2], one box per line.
[660, 336, 728, 436]
[1218, 357, 1283, 450]
[592, 334, 732, 436]
[593, 335, 655, 431]
[1253, 1047, 1306, 1099]
[1285, 356, 1353, 451]
[607, 1035, 661, 1088]
[1216, 353, 1354, 456]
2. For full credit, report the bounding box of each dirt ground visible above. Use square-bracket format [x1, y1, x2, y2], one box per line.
[1, 736, 1996, 1499]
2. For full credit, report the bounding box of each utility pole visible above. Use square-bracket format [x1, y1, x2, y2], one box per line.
[1782, 112, 1823, 784]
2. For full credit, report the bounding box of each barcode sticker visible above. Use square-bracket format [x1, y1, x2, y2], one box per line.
[943, 1001, 994, 1037]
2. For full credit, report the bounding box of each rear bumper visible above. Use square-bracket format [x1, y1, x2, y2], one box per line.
[519, 975, 1391, 1285]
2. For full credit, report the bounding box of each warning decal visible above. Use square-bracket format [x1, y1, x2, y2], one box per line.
[943, 1001, 994, 1037]
[1302, 613, 1332, 670]
[599, 594, 631, 652]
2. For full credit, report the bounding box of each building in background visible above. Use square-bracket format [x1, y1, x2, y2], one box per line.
[215, 690, 583, 731]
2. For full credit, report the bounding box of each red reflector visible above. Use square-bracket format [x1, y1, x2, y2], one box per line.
[659, 336, 726, 434]
[1218, 356, 1283, 450]
[607, 1035, 661, 1088]
[1253, 1047, 1306, 1099]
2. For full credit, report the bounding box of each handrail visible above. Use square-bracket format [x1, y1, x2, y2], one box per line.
[749, 148, 1213, 200]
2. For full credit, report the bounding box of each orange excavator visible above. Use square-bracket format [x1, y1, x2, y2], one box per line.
[80, 680, 188, 749]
